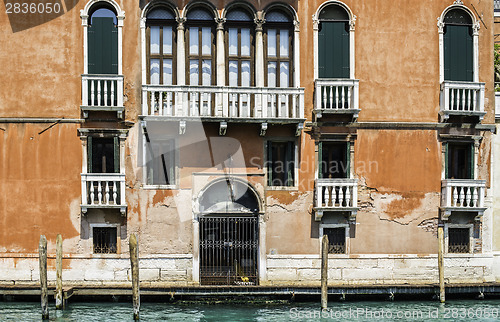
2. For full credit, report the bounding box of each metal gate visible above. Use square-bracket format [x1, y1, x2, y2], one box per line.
[199, 216, 258, 286]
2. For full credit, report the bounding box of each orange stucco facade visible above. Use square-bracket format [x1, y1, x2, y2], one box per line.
[0, 0, 497, 285]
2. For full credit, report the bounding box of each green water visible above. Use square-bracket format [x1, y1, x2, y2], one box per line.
[0, 300, 499, 321]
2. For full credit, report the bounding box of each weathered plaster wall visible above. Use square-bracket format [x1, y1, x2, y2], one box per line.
[0, 123, 81, 253]
[0, 5, 82, 118]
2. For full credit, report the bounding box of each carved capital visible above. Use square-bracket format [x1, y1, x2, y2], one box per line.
[176, 17, 186, 31]
[215, 17, 226, 30]
[473, 21, 480, 35]
[140, 17, 146, 29]
[254, 18, 265, 32]
[293, 20, 300, 32]
[350, 15, 357, 31]
[453, 0, 463, 4]
[437, 18, 445, 33]
[312, 15, 319, 31]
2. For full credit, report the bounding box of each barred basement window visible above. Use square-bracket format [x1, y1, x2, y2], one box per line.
[93, 227, 118, 254]
[448, 227, 470, 253]
[324, 227, 346, 254]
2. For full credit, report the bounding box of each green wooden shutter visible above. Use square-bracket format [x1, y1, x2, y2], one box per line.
[113, 136, 120, 173]
[444, 25, 473, 82]
[286, 141, 294, 186]
[445, 142, 449, 179]
[88, 17, 118, 74]
[318, 142, 323, 179]
[318, 22, 349, 79]
[87, 136, 93, 173]
[267, 141, 273, 186]
[345, 142, 350, 178]
[469, 143, 474, 179]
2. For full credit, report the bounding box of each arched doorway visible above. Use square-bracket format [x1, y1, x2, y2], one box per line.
[197, 178, 261, 285]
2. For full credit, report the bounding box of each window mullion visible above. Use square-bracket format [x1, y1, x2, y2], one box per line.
[159, 26, 163, 84]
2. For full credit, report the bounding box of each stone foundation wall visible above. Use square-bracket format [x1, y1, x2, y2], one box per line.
[264, 255, 497, 286]
[0, 255, 193, 286]
[1, 254, 499, 286]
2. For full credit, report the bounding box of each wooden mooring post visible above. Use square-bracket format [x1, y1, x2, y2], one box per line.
[129, 234, 140, 320]
[321, 234, 328, 310]
[39, 235, 49, 320]
[438, 222, 445, 303]
[55, 234, 63, 309]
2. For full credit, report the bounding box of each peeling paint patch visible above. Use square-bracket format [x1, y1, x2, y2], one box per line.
[383, 192, 425, 220]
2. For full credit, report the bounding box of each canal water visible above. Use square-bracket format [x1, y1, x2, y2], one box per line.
[0, 300, 499, 321]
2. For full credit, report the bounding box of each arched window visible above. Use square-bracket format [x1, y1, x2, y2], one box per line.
[225, 9, 254, 87]
[264, 9, 293, 87]
[186, 8, 215, 86]
[318, 4, 349, 78]
[88, 7, 118, 74]
[146, 7, 176, 85]
[443, 9, 473, 82]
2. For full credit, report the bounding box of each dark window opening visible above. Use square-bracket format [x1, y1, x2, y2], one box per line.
[145, 134, 175, 186]
[93, 227, 117, 254]
[324, 227, 346, 254]
[447, 143, 473, 179]
[320, 142, 349, 179]
[88, 137, 119, 174]
[267, 141, 295, 187]
[448, 227, 470, 253]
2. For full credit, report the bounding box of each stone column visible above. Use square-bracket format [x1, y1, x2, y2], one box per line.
[255, 15, 265, 88]
[473, 22, 480, 83]
[177, 17, 186, 86]
[293, 20, 300, 87]
[216, 18, 226, 86]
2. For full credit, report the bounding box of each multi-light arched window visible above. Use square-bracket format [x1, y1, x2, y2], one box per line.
[317, 4, 350, 78]
[443, 9, 473, 82]
[186, 7, 216, 86]
[264, 9, 293, 88]
[225, 8, 254, 87]
[146, 6, 176, 85]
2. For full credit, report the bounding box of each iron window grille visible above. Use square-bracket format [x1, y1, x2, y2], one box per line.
[324, 227, 346, 254]
[448, 227, 470, 253]
[93, 227, 118, 254]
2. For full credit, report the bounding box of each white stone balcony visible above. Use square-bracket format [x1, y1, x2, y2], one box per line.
[441, 179, 486, 220]
[81, 173, 126, 215]
[141, 85, 305, 135]
[439, 81, 485, 121]
[314, 79, 360, 119]
[314, 178, 358, 221]
[81, 74, 124, 118]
